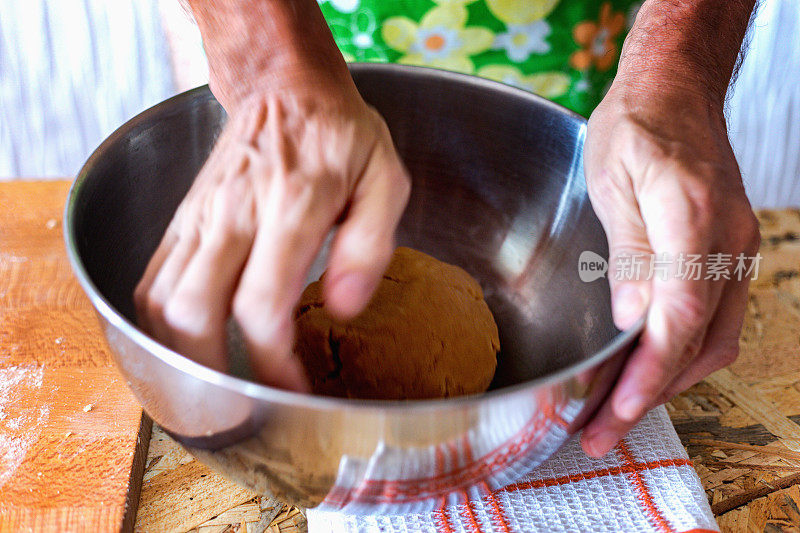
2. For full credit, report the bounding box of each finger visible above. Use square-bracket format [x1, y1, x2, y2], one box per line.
[609, 172, 718, 417]
[233, 184, 337, 391]
[161, 175, 257, 371]
[163, 235, 250, 371]
[652, 277, 750, 406]
[134, 229, 178, 331]
[581, 278, 722, 457]
[605, 227, 652, 331]
[584, 168, 651, 330]
[140, 233, 199, 344]
[580, 393, 635, 458]
[603, 264, 709, 427]
[323, 137, 411, 320]
[234, 216, 324, 391]
[583, 183, 716, 456]
[668, 276, 726, 374]
[232, 101, 342, 391]
[644, 270, 727, 395]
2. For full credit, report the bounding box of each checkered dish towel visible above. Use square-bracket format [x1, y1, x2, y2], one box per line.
[307, 406, 718, 532]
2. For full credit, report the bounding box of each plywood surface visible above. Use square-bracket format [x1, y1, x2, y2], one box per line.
[668, 208, 800, 532]
[0, 181, 151, 532]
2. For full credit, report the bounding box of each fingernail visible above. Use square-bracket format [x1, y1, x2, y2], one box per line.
[613, 285, 646, 329]
[329, 273, 371, 317]
[584, 430, 618, 457]
[614, 393, 646, 422]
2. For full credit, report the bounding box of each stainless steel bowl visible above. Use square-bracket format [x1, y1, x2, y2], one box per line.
[65, 64, 643, 512]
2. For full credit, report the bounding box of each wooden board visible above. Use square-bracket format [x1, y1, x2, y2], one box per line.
[134, 208, 800, 532]
[0, 181, 151, 532]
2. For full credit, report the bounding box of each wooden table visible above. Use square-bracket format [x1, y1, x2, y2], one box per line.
[1, 181, 798, 531]
[0, 182, 151, 531]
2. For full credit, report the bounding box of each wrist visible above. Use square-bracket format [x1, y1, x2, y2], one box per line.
[206, 46, 355, 112]
[597, 81, 729, 151]
[189, 0, 353, 110]
[605, 75, 725, 120]
[612, 45, 729, 110]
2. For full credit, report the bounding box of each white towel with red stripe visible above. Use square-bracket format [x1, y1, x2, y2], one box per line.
[307, 406, 718, 533]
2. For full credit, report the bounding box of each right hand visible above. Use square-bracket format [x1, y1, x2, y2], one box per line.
[134, 84, 411, 391]
[579, 82, 759, 457]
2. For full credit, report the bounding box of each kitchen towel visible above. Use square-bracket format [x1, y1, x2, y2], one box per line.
[307, 406, 718, 532]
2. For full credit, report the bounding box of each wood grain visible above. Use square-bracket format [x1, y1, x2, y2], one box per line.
[136, 427, 293, 533]
[0, 181, 150, 532]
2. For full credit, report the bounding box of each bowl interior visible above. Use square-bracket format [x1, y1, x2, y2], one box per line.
[70, 65, 618, 391]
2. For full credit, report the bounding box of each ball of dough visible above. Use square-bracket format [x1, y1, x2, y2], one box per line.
[293, 247, 500, 400]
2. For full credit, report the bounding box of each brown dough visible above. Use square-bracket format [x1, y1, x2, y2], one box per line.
[293, 247, 500, 400]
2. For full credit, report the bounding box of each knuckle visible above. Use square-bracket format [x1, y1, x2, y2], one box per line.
[654, 390, 673, 407]
[232, 292, 266, 329]
[133, 283, 147, 313]
[163, 295, 211, 339]
[684, 335, 704, 360]
[664, 291, 707, 334]
[394, 169, 412, 200]
[650, 351, 677, 380]
[231, 291, 291, 350]
[586, 169, 619, 203]
[368, 107, 392, 137]
[277, 174, 311, 205]
[281, 177, 343, 224]
[644, 162, 719, 227]
[213, 182, 257, 234]
[679, 178, 716, 226]
[608, 243, 651, 264]
[232, 293, 253, 324]
[145, 292, 166, 325]
[721, 206, 760, 256]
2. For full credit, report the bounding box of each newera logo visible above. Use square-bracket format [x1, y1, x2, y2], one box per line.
[578, 251, 608, 282]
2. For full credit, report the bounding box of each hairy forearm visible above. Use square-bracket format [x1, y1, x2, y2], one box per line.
[186, 0, 350, 105]
[615, 0, 757, 106]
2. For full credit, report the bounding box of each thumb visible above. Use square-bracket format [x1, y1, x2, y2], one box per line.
[586, 176, 651, 331]
[608, 249, 651, 331]
[324, 138, 411, 320]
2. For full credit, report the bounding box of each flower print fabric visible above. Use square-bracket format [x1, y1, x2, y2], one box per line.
[492, 20, 552, 62]
[569, 2, 626, 72]
[318, 0, 638, 117]
[382, 2, 494, 73]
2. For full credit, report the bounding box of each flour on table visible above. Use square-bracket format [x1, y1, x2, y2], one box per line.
[0, 365, 49, 488]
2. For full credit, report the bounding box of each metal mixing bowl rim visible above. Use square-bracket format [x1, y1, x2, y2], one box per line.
[64, 63, 646, 413]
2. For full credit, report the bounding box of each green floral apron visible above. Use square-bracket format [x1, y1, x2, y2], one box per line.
[318, 0, 640, 117]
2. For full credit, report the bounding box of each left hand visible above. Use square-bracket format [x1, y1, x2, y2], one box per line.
[133, 83, 410, 390]
[580, 83, 760, 457]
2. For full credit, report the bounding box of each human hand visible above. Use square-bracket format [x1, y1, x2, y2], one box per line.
[580, 85, 760, 457]
[134, 83, 410, 390]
